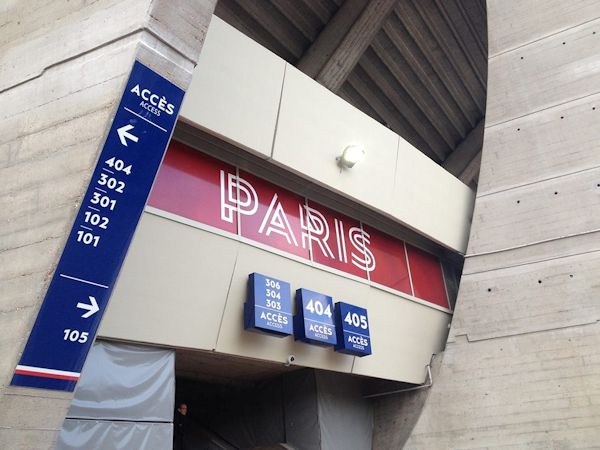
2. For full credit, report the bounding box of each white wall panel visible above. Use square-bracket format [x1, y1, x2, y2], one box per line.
[272, 64, 473, 253]
[391, 143, 475, 254]
[179, 16, 285, 158]
[100, 212, 450, 383]
[99, 213, 239, 350]
[351, 287, 450, 384]
[180, 17, 474, 254]
[271, 64, 399, 218]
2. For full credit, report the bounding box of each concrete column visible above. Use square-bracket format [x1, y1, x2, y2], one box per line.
[0, 1, 216, 448]
[399, 1, 600, 447]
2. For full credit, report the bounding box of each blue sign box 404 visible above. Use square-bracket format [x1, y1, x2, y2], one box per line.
[294, 288, 337, 346]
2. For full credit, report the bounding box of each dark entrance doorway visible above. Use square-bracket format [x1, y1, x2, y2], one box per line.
[173, 349, 374, 450]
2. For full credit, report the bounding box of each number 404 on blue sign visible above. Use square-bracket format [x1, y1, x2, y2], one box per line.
[294, 289, 337, 346]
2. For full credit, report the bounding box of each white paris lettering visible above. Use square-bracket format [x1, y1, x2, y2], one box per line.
[220, 170, 258, 223]
[258, 194, 298, 246]
[218, 170, 375, 270]
[349, 227, 376, 272]
[300, 205, 334, 258]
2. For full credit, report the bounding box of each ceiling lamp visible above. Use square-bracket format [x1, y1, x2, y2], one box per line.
[337, 145, 366, 169]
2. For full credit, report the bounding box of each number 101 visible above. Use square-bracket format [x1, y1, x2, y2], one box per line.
[76, 230, 100, 247]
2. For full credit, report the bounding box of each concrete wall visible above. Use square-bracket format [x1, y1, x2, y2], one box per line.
[0, 1, 216, 448]
[180, 17, 475, 254]
[371, 355, 441, 449]
[98, 212, 450, 385]
[397, 1, 600, 447]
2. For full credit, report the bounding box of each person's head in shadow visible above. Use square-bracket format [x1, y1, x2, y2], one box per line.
[177, 403, 188, 417]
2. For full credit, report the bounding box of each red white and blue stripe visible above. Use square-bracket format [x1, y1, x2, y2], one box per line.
[14, 365, 80, 381]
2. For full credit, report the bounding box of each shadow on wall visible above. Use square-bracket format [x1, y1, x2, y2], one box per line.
[371, 355, 443, 449]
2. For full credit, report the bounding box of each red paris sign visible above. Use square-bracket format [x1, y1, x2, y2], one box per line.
[149, 142, 237, 234]
[236, 171, 309, 259]
[148, 141, 449, 310]
[363, 225, 412, 295]
[306, 201, 370, 280]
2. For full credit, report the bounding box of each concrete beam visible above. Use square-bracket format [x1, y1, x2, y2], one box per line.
[357, 50, 448, 161]
[370, 31, 456, 152]
[443, 118, 484, 177]
[380, 14, 468, 140]
[458, 149, 481, 187]
[392, 3, 480, 128]
[345, 69, 441, 162]
[314, 0, 397, 92]
[297, 0, 368, 78]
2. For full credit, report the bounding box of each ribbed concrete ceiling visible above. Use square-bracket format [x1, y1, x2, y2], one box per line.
[215, 0, 487, 187]
[176, 349, 300, 386]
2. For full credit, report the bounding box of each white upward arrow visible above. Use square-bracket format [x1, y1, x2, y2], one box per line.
[77, 296, 99, 319]
[117, 124, 139, 147]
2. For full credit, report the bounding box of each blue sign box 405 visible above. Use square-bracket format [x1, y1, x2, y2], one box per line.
[334, 302, 372, 357]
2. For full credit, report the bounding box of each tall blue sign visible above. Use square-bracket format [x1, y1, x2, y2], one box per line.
[244, 273, 293, 336]
[334, 302, 372, 357]
[11, 61, 185, 391]
[294, 288, 337, 346]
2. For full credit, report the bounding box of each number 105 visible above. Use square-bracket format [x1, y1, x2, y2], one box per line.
[63, 329, 88, 343]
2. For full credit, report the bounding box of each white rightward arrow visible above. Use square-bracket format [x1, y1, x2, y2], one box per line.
[77, 296, 99, 319]
[117, 124, 139, 147]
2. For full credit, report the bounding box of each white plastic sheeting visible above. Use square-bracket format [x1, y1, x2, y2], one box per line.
[283, 370, 321, 450]
[199, 369, 372, 449]
[55, 340, 372, 449]
[315, 370, 373, 450]
[56, 341, 175, 450]
[57, 420, 172, 450]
